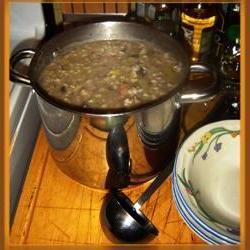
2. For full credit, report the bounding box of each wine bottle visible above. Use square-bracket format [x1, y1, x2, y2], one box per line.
[180, 3, 217, 62]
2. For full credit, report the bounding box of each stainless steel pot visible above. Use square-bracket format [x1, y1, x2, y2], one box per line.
[10, 22, 217, 189]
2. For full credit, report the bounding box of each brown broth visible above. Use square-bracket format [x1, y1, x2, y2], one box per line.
[39, 40, 182, 109]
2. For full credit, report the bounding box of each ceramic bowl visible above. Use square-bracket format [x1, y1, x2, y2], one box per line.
[173, 120, 240, 243]
[172, 175, 238, 244]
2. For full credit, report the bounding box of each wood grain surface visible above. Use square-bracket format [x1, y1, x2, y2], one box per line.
[10, 98, 221, 245]
[61, 3, 128, 14]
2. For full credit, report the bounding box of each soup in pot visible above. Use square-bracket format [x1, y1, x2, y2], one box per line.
[39, 40, 182, 109]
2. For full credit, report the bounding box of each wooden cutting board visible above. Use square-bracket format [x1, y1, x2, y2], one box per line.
[10, 98, 220, 245]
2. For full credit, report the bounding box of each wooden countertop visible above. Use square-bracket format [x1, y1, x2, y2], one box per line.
[10, 98, 220, 245]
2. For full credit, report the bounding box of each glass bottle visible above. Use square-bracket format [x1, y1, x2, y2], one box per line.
[208, 19, 240, 122]
[180, 3, 217, 62]
[220, 25, 240, 84]
[212, 4, 226, 58]
[214, 3, 240, 57]
[127, 3, 137, 21]
[224, 3, 240, 31]
[144, 3, 180, 37]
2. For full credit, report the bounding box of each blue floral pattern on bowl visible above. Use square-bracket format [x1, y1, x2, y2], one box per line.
[187, 127, 240, 161]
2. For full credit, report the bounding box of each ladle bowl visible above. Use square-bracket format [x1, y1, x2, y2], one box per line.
[101, 190, 158, 242]
[101, 159, 173, 243]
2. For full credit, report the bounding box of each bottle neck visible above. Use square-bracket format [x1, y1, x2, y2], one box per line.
[182, 3, 216, 19]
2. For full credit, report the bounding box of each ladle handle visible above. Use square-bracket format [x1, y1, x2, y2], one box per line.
[105, 125, 131, 189]
[134, 163, 173, 209]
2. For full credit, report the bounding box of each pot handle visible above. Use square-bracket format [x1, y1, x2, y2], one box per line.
[10, 49, 36, 87]
[178, 63, 218, 104]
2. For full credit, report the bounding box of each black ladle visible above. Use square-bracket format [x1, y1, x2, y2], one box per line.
[101, 161, 173, 242]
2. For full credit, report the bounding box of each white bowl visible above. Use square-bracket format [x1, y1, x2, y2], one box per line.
[172, 180, 232, 244]
[173, 120, 240, 242]
[173, 176, 239, 244]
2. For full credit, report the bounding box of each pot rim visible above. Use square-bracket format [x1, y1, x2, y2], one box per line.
[30, 21, 190, 115]
[33, 82, 183, 117]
